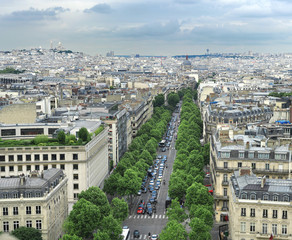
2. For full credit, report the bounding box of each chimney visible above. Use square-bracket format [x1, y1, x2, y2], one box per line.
[19, 174, 25, 186]
[261, 176, 266, 188]
[246, 141, 250, 149]
[239, 167, 251, 176]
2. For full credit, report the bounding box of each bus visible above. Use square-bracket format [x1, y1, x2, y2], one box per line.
[159, 140, 166, 148]
[121, 226, 130, 240]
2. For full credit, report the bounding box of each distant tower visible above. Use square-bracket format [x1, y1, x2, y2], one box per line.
[50, 41, 53, 49]
[206, 49, 209, 55]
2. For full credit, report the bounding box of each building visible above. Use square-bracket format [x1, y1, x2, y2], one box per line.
[0, 169, 68, 240]
[210, 124, 292, 222]
[229, 169, 292, 240]
[0, 122, 109, 211]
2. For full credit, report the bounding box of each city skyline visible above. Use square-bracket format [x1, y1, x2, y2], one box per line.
[1, 0, 292, 56]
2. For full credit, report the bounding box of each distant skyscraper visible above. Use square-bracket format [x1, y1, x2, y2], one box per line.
[50, 40, 53, 49]
[106, 51, 114, 57]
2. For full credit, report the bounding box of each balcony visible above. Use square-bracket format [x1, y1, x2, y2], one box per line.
[214, 194, 229, 200]
[256, 233, 289, 239]
[253, 168, 290, 174]
[221, 207, 229, 211]
[222, 181, 229, 186]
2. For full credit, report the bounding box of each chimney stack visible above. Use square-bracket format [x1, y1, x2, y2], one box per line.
[261, 176, 266, 188]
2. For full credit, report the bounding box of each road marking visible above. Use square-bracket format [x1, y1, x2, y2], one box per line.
[155, 215, 158, 218]
[129, 215, 132, 219]
[144, 235, 147, 239]
[152, 214, 155, 218]
[159, 214, 161, 218]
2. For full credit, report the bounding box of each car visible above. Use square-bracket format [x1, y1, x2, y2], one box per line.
[142, 187, 147, 193]
[147, 202, 152, 209]
[140, 200, 145, 206]
[149, 180, 154, 185]
[166, 142, 170, 148]
[149, 198, 156, 203]
[137, 190, 142, 196]
[149, 186, 154, 192]
[155, 185, 160, 190]
[147, 207, 153, 215]
[137, 207, 145, 214]
[151, 234, 159, 240]
[157, 155, 162, 159]
[133, 230, 140, 238]
[161, 147, 166, 152]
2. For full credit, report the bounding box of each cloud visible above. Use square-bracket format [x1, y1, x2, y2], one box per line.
[84, 3, 112, 14]
[2, 7, 69, 21]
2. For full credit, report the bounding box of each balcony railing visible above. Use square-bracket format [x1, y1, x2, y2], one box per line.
[222, 181, 229, 186]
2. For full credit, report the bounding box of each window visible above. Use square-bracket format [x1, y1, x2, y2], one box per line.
[273, 195, 278, 201]
[13, 207, 18, 215]
[35, 165, 40, 171]
[263, 194, 269, 200]
[282, 210, 287, 219]
[3, 207, 8, 215]
[0, 156, 5, 162]
[60, 164, 65, 170]
[13, 221, 19, 230]
[221, 152, 230, 158]
[26, 155, 31, 161]
[36, 220, 42, 230]
[250, 208, 255, 217]
[251, 163, 256, 169]
[3, 193, 8, 199]
[250, 222, 255, 232]
[73, 154, 78, 160]
[241, 193, 247, 199]
[9, 166, 14, 171]
[51, 154, 57, 161]
[240, 222, 246, 232]
[239, 152, 244, 158]
[73, 164, 78, 170]
[1, 129, 16, 136]
[34, 154, 40, 161]
[238, 162, 242, 168]
[44, 165, 48, 170]
[27, 165, 31, 171]
[43, 154, 48, 161]
[273, 210, 278, 218]
[248, 152, 254, 158]
[241, 208, 246, 216]
[263, 209, 268, 218]
[18, 165, 22, 171]
[262, 223, 267, 234]
[74, 193, 79, 200]
[3, 222, 9, 232]
[283, 195, 289, 202]
[74, 184, 79, 190]
[9, 155, 14, 162]
[13, 193, 18, 198]
[282, 225, 287, 235]
[52, 164, 56, 168]
[73, 174, 79, 180]
[26, 206, 31, 214]
[0, 166, 5, 172]
[272, 224, 277, 235]
[26, 193, 32, 198]
[224, 162, 228, 168]
[17, 155, 23, 161]
[36, 206, 41, 214]
[21, 128, 44, 135]
[250, 194, 256, 200]
[36, 192, 41, 197]
[26, 220, 32, 228]
[275, 154, 286, 160]
[265, 163, 270, 170]
[223, 188, 227, 196]
[259, 153, 269, 159]
[60, 154, 65, 160]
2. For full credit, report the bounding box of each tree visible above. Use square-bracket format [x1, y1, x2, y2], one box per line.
[117, 169, 141, 200]
[95, 215, 123, 240]
[103, 173, 122, 196]
[139, 149, 153, 165]
[166, 198, 187, 223]
[159, 220, 188, 240]
[167, 93, 180, 108]
[189, 217, 211, 240]
[61, 234, 82, 240]
[168, 175, 188, 201]
[111, 197, 129, 222]
[78, 186, 111, 217]
[189, 205, 213, 228]
[11, 227, 42, 240]
[33, 135, 49, 145]
[78, 127, 90, 142]
[57, 130, 66, 144]
[153, 94, 165, 107]
[185, 182, 213, 208]
[63, 198, 102, 239]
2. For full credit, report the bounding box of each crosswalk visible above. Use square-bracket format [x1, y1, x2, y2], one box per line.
[129, 214, 168, 219]
[129, 234, 157, 240]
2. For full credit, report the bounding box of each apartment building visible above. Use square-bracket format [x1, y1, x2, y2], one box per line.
[229, 169, 292, 240]
[0, 123, 109, 211]
[0, 168, 68, 240]
[210, 125, 292, 222]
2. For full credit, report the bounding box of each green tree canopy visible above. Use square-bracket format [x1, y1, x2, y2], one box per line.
[167, 92, 180, 108]
[168, 174, 188, 200]
[117, 169, 142, 198]
[159, 220, 188, 240]
[189, 217, 211, 240]
[189, 205, 213, 228]
[57, 130, 66, 144]
[103, 172, 122, 196]
[111, 197, 129, 222]
[61, 234, 82, 240]
[63, 198, 102, 239]
[11, 227, 42, 240]
[166, 198, 187, 223]
[153, 94, 165, 107]
[185, 182, 213, 208]
[78, 127, 90, 142]
[78, 186, 111, 217]
[95, 215, 123, 240]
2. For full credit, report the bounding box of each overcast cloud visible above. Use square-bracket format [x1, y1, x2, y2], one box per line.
[0, 0, 292, 55]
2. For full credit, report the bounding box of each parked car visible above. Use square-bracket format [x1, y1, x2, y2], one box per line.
[151, 234, 159, 240]
[133, 230, 140, 238]
[137, 190, 142, 196]
[137, 207, 145, 214]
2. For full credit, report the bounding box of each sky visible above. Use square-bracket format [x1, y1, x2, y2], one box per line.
[1, 0, 292, 56]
